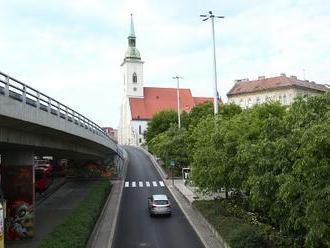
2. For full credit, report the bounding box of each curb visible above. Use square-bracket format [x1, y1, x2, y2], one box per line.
[173, 183, 230, 248]
[166, 181, 227, 248]
[109, 148, 129, 247]
[86, 149, 129, 248]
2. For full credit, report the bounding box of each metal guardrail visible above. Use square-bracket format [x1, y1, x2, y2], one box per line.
[0, 70, 118, 146]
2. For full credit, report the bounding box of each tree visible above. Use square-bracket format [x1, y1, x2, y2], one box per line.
[144, 110, 177, 143]
[188, 102, 214, 128]
[148, 125, 190, 175]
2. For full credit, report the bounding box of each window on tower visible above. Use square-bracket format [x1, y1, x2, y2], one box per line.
[133, 73, 137, 83]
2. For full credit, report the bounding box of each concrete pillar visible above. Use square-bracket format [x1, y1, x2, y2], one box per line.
[0, 151, 35, 240]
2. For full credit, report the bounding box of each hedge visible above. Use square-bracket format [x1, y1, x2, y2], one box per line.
[193, 200, 292, 248]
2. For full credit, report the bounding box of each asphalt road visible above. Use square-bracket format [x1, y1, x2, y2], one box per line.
[112, 147, 204, 248]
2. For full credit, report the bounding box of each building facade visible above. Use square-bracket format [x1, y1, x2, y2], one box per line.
[118, 15, 215, 146]
[227, 74, 329, 108]
[102, 127, 118, 141]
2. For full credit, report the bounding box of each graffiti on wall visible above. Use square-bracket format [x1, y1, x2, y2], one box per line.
[1, 165, 34, 240]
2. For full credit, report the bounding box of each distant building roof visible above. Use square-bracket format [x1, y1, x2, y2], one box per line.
[227, 74, 329, 97]
[129, 87, 219, 120]
[193, 97, 214, 105]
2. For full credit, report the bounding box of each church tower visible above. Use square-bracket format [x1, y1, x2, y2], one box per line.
[118, 14, 144, 145]
[121, 14, 144, 98]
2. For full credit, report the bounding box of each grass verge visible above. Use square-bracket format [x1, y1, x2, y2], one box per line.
[38, 179, 112, 248]
[193, 200, 292, 248]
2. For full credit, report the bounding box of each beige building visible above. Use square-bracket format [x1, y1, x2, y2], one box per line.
[227, 74, 329, 108]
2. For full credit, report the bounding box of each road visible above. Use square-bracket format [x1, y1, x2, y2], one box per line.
[112, 146, 204, 248]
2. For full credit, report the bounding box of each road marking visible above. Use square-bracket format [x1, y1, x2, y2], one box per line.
[132, 181, 136, 187]
[146, 181, 150, 187]
[139, 181, 143, 187]
[159, 181, 165, 187]
[152, 181, 157, 187]
[125, 181, 129, 187]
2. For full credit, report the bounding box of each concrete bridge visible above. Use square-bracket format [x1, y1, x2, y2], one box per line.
[0, 71, 123, 240]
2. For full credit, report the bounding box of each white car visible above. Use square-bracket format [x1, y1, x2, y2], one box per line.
[148, 194, 172, 216]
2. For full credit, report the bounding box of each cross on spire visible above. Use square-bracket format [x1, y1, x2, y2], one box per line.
[129, 13, 135, 38]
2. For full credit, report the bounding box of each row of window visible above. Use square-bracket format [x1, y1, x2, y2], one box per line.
[238, 94, 289, 107]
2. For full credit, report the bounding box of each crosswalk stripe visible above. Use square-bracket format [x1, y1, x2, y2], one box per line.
[125, 181, 166, 188]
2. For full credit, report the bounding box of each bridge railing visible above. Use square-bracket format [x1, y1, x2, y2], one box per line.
[0, 71, 116, 144]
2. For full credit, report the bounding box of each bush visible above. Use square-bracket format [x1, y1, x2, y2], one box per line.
[194, 200, 292, 247]
[37, 180, 112, 248]
[228, 224, 267, 248]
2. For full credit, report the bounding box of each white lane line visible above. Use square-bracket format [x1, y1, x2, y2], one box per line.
[132, 181, 136, 187]
[152, 181, 157, 187]
[139, 181, 143, 187]
[125, 181, 129, 187]
[146, 181, 150, 187]
[159, 181, 165, 187]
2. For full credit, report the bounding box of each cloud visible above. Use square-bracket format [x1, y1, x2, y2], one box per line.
[0, 0, 329, 128]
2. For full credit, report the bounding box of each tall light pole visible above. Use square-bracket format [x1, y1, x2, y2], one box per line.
[172, 76, 183, 128]
[200, 11, 224, 115]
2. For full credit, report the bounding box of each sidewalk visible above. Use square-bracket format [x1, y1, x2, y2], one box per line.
[174, 180, 225, 203]
[35, 177, 66, 205]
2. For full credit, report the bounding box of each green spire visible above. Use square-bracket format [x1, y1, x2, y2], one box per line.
[129, 13, 135, 37]
[124, 14, 141, 60]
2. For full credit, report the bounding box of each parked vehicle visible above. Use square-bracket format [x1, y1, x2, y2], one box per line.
[35, 164, 53, 176]
[148, 194, 172, 216]
[35, 168, 52, 194]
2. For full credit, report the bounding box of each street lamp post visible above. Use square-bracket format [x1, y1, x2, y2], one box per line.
[172, 76, 183, 128]
[200, 11, 224, 115]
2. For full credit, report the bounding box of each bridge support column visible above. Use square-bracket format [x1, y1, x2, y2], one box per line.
[1, 151, 35, 240]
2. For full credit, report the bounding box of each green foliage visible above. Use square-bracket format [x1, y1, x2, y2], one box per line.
[228, 224, 267, 248]
[144, 110, 177, 143]
[191, 95, 330, 247]
[194, 200, 279, 248]
[146, 93, 330, 247]
[149, 125, 189, 174]
[38, 180, 112, 248]
[188, 102, 214, 127]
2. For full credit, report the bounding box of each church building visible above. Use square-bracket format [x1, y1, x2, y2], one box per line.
[118, 15, 216, 146]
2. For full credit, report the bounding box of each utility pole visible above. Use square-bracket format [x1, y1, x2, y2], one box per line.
[172, 76, 183, 128]
[200, 11, 224, 115]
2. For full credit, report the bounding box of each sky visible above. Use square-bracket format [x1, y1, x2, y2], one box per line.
[1, 0, 330, 128]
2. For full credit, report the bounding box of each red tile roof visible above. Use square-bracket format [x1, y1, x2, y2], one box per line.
[193, 97, 215, 105]
[129, 87, 217, 120]
[227, 75, 329, 96]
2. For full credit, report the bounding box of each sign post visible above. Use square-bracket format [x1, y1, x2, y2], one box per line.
[170, 160, 175, 186]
